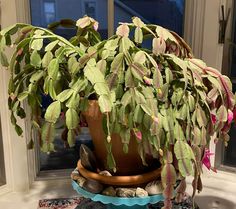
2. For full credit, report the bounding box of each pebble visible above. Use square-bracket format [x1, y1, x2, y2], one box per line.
[82, 179, 103, 194]
[116, 188, 136, 197]
[80, 144, 97, 172]
[145, 181, 163, 195]
[99, 170, 112, 177]
[135, 187, 148, 197]
[71, 169, 86, 187]
[102, 186, 116, 196]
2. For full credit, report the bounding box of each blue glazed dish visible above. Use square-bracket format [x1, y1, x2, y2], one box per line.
[72, 180, 164, 209]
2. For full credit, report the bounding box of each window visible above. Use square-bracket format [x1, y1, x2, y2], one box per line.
[222, 1, 236, 168]
[114, 0, 185, 36]
[30, 0, 186, 174]
[83, 1, 96, 19]
[44, 1, 56, 25]
[0, 119, 6, 186]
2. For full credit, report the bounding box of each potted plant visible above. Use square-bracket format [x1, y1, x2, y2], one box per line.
[0, 16, 235, 209]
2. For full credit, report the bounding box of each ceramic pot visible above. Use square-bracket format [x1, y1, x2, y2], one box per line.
[82, 100, 159, 175]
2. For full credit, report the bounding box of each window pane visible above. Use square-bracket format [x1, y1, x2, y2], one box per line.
[40, 127, 93, 171]
[30, 0, 108, 39]
[224, 84, 236, 167]
[223, 2, 236, 167]
[30, 0, 106, 171]
[115, 0, 185, 36]
[0, 119, 6, 186]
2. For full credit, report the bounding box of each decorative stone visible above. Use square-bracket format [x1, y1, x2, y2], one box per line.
[80, 144, 97, 172]
[102, 186, 116, 196]
[99, 170, 112, 177]
[145, 180, 163, 195]
[135, 187, 148, 197]
[71, 169, 86, 187]
[116, 188, 136, 197]
[82, 179, 103, 194]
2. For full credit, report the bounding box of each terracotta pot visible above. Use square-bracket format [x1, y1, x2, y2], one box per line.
[77, 160, 161, 186]
[83, 100, 159, 175]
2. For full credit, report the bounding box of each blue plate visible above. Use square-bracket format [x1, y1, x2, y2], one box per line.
[72, 180, 164, 209]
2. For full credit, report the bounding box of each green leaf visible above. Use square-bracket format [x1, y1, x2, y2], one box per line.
[193, 126, 201, 145]
[66, 108, 79, 129]
[174, 140, 194, 177]
[134, 89, 146, 104]
[65, 91, 79, 108]
[188, 94, 195, 112]
[17, 91, 29, 102]
[132, 17, 145, 28]
[156, 26, 177, 42]
[153, 67, 163, 88]
[0, 51, 9, 67]
[125, 68, 135, 88]
[57, 89, 74, 102]
[178, 158, 193, 177]
[15, 124, 23, 136]
[161, 164, 177, 185]
[130, 62, 147, 81]
[165, 67, 173, 83]
[107, 53, 124, 89]
[45, 40, 59, 51]
[30, 71, 44, 83]
[196, 106, 207, 127]
[98, 95, 112, 113]
[42, 51, 53, 68]
[134, 27, 143, 44]
[30, 50, 41, 67]
[133, 105, 144, 123]
[94, 82, 110, 95]
[84, 65, 105, 85]
[41, 122, 55, 143]
[217, 105, 227, 122]
[134, 51, 146, 64]
[174, 140, 192, 160]
[31, 39, 43, 51]
[67, 129, 76, 147]
[48, 58, 59, 80]
[121, 91, 132, 107]
[96, 59, 107, 75]
[44, 101, 61, 123]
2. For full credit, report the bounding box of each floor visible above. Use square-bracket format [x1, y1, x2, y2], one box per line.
[0, 170, 236, 209]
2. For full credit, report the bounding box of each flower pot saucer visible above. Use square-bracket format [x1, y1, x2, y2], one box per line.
[77, 160, 162, 186]
[72, 180, 164, 209]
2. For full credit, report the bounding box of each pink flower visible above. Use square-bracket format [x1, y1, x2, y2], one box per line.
[134, 129, 142, 141]
[211, 114, 217, 124]
[143, 76, 152, 85]
[202, 148, 216, 172]
[227, 110, 233, 124]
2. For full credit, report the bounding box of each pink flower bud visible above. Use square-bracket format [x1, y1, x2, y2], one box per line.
[134, 129, 142, 141]
[211, 114, 217, 125]
[228, 110, 233, 124]
[143, 76, 152, 85]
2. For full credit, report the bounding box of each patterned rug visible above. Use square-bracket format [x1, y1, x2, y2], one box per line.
[38, 197, 199, 209]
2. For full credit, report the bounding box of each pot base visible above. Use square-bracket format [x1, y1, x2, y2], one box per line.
[77, 160, 161, 186]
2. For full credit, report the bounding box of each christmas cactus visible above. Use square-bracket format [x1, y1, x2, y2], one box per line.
[0, 16, 235, 209]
